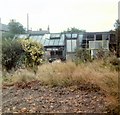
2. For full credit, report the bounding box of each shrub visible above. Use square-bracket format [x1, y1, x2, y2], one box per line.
[2, 38, 24, 71]
[2, 38, 44, 72]
[96, 48, 109, 59]
[20, 39, 44, 73]
[75, 48, 92, 65]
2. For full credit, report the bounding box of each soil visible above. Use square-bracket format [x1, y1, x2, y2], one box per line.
[2, 81, 110, 113]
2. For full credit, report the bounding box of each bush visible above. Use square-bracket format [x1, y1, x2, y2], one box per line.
[2, 38, 24, 71]
[2, 38, 44, 72]
[20, 39, 44, 71]
[96, 48, 109, 59]
[75, 48, 92, 65]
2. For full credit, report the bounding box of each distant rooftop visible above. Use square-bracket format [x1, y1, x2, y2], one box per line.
[29, 30, 50, 35]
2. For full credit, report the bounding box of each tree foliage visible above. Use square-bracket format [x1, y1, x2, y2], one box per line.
[2, 38, 24, 71]
[74, 48, 92, 65]
[2, 19, 25, 38]
[21, 39, 44, 67]
[2, 38, 44, 72]
[62, 27, 86, 33]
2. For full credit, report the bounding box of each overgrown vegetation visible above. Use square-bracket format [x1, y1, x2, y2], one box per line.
[2, 38, 119, 113]
[75, 48, 92, 65]
[2, 38, 44, 72]
[20, 39, 44, 73]
[2, 38, 24, 71]
[2, 57, 119, 113]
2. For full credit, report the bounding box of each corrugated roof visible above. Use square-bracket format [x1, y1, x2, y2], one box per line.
[29, 33, 65, 46]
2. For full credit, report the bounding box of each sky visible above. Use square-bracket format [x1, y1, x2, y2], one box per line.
[0, 0, 120, 33]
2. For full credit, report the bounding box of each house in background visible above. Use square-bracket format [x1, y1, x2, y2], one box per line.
[15, 30, 116, 61]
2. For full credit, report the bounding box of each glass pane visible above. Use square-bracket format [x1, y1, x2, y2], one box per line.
[48, 39, 54, 46]
[102, 34, 108, 40]
[40, 38, 46, 45]
[50, 33, 60, 38]
[78, 34, 83, 43]
[65, 33, 71, 38]
[66, 40, 72, 52]
[29, 36, 37, 41]
[95, 41, 102, 49]
[38, 35, 43, 42]
[18, 35, 28, 39]
[96, 34, 102, 40]
[44, 39, 50, 46]
[89, 41, 95, 49]
[44, 34, 50, 39]
[72, 34, 77, 38]
[71, 40, 76, 52]
[102, 40, 109, 49]
[54, 39, 59, 46]
[59, 34, 65, 45]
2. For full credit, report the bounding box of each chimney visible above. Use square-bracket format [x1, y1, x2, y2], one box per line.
[39, 28, 42, 31]
[47, 25, 50, 32]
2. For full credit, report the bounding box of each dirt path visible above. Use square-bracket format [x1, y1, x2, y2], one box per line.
[2, 81, 109, 113]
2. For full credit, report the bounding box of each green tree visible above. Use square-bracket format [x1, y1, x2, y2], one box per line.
[115, 19, 120, 57]
[62, 27, 85, 33]
[3, 19, 26, 38]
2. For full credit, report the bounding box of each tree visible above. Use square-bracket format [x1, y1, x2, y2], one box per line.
[3, 19, 26, 38]
[115, 19, 120, 57]
[62, 27, 86, 33]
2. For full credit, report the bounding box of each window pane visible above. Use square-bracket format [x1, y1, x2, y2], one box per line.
[50, 33, 60, 38]
[78, 34, 83, 45]
[66, 40, 71, 52]
[95, 41, 102, 49]
[96, 34, 102, 40]
[102, 34, 109, 40]
[29, 36, 37, 41]
[40, 38, 46, 45]
[18, 35, 28, 39]
[72, 34, 77, 38]
[65, 33, 71, 38]
[71, 40, 76, 52]
[49, 39, 54, 46]
[44, 39, 50, 46]
[54, 39, 59, 46]
[44, 34, 50, 39]
[89, 41, 95, 49]
[102, 40, 109, 49]
[59, 34, 65, 45]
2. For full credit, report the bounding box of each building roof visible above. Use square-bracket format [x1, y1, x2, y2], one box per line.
[29, 33, 65, 46]
[29, 30, 50, 35]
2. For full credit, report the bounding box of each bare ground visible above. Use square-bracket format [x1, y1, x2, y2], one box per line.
[2, 81, 110, 113]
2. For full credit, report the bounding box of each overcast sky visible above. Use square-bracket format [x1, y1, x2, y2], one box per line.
[0, 0, 119, 32]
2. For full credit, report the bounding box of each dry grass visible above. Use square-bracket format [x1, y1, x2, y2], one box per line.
[2, 59, 119, 113]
